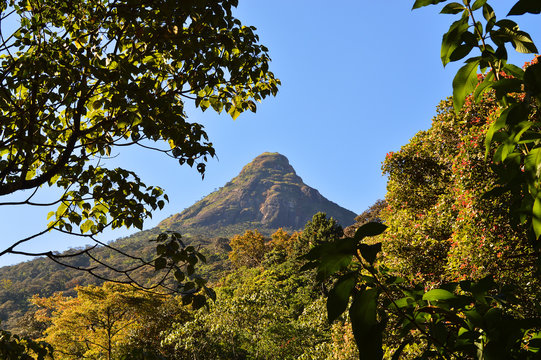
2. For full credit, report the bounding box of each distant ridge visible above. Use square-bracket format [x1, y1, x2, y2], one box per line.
[159, 152, 356, 236]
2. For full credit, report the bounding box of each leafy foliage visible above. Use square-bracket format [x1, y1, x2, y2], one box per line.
[162, 214, 352, 360]
[0, 325, 52, 360]
[32, 282, 190, 360]
[16, 214, 354, 360]
[0, 0, 279, 282]
[302, 1, 541, 359]
[294, 212, 344, 256]
[304, 223, 541, 359]
[381, 96, 538, 295]
[228, 229, 267, 268]
[412, 0, 541, 245]
[163, 263, 327, 360]
[0, 229, 226, 332]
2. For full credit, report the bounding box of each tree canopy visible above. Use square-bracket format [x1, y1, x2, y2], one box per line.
[0, 0, 278, 252]
[0, 0, 279, 291]
[32, 282, 189, 359]
[303, 1, 541, 358]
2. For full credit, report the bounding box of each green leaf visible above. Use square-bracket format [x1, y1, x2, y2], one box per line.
[464, 309, 483, 327]
[482, 3, 495, 22]
[502, 63, 525, 79]
[327, 272, 357, 323]
[412, 0, 447, 9]
[471, 0, 487, 11]
[524, 147, 541, 179]
[304, 238, 358, 280]
[449, 43, 475, 62]
[511, 31, 538, 54]
[524, 62, 541, 101]
[470, 275, 497, 303]
[191, 294, 206, 310]
[154, 257, 167, 271]
[354, 222, 387, 241]
[508, 0, 541, 15]
[440, 2, 466, 14]
[358, 243, 382, 264]
[496, 19, 519, 31]
[452, 58, 481, 113]
[204, 286, 217, 302]
[485, 105, 514, 158]
[491, 78, 523, 100]
[92, 99, 103, 110]
[303, 237, 357, 261]
[317, 253, 354, 280]
[350, 288, 383, 360]
[56, 202, 68, 218]
[80, 219, 94, 234]
[533, 194, 541, 239]
[230, 108, 241, 120]
[174, 270, 185, 282]
[491, 22, 538, 54]
[473, 71, 495, 102]
[391, 296, 416, 309]
[441, 17, 470, 66]
[422, 288, 457, 302]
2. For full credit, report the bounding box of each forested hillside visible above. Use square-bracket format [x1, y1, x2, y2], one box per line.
[5, 91, 541, 358]
[0, 151, 356, 333]
[0, 227, 237, 332]
[5, 84, 541, 359]
[4, 213, 364, 359]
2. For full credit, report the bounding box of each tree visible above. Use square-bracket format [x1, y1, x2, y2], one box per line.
[291, 212, 343, 257]
[411, 0, 541, 244]
[0, 325, 52, 360]
[118, 295, 191, 360]
[268, 227, 292, 252]
[381, 95, 539, 291]
[0, 0, 279, 285]
[164, 241, 331, 360]
[303, 221, 541, 359]
[228, 229, 267, 268]
[300, 1, 541, 359]
[32, 282, 188, 360]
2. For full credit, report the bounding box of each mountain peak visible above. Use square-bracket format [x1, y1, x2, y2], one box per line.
[159, 153, 356, 235]
[228, 152, 302, 187]
[247, 152, 293, 170]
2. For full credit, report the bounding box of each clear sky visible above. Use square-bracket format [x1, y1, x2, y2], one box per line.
[1, 1, 540, 266]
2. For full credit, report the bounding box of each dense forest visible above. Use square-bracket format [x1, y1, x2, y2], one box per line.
[2, 214, 358, 359]
[4, 90, 541, 358]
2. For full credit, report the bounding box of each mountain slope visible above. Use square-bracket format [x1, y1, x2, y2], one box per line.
[159, 152, 356, 235]
[0, 152, 357, 331]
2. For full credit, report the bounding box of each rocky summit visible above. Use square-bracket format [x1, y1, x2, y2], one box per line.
[159, 152, 356, 235]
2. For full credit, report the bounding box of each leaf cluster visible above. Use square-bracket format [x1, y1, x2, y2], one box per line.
[412, 0, 541, 246]
[304, 223, 541, 359]
[0, 0, 279, 261]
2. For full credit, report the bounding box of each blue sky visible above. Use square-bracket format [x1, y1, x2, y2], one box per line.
[1, 1, 540, 266]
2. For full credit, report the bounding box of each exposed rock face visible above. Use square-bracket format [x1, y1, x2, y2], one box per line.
[159, 152, 356, 233]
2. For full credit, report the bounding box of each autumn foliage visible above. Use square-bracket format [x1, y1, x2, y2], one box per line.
[228, 229, 267, 268]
